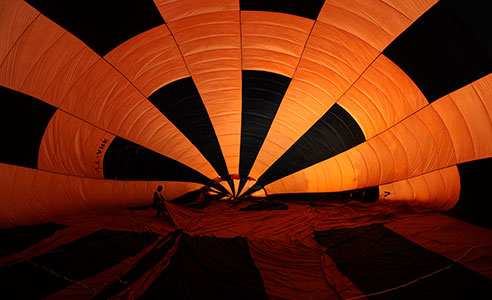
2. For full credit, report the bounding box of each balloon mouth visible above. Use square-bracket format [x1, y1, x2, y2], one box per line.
[205, 174, 267, 200]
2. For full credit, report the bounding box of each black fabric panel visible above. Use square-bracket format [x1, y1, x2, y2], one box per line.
[0, 223, 67, 257]
[240, 70, 291, 177]
[139, 234, 268, 300]
[369, 264, 492, 299]
[210, 183, 231, 196]
[103, 137, 209, 184]
[315, 224, 492, 299]
[268, 186, 379, 203]
[240, 201, 288, 211]
[237, 177, 249, 197]
[228, 178, 236, 197]
[189, 200, 212, 209]
[92, 230, 181, 300]
[0, 229, 157, 299]
[442, 0, 492, 56]
[204, 180, 232, 197]
[241, 183, 266, 197]
[446, 158, 492, 228]
[168, 189, 212, 208]
[0, 86, 57, 168]
[240, 0, 325, 20]
[383, 0, 492, 103]
[169, 190, 202, 205]
[148, 77, 229, 177]
[25, 0, 165, 56]
[256, 103, 365, 187]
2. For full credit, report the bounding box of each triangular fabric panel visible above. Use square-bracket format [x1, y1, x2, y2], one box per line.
[239, 70, 291, 177]
[315, 224, 492, 298]
[257, 103, 365, 187]
[103, 137, 210, 184]
[383, 0, 492, 103]
[0, 229, 157, 299]
[139, 233, 268, 299]
[148, 77, 229, 177]
[25, 0, 165, 56]
[0, 223, 67, 256]
[0, 86, 56, 168]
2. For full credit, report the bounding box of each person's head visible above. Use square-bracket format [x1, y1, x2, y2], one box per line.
[157, 186, 163, 192]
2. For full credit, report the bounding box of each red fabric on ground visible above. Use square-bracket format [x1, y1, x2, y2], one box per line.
[385, 213, 492, 280]
[165, 202, 203, 228]
[167, 201, 317, 239]
[248, 237, 363, 300]
[119, 234, 182, 300]
[314, 200, 435, 231]
[3, 200, 492, 299]
[44, 241, 157, 300]
[0, 208, 173, 297]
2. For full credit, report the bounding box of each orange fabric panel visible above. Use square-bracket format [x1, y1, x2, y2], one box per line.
[386, 214, 492, 280]
[104, 25, 189, 97]
[265, 105, 456, 195]
[157, 182, 203, 203]
[167, 11, 242, 173]
[59, 59, 217, 178]
[0, 11, 216, 177]
[318, 0, 437, 52]
[238, 179, 258, 197]
[379, 166, 460, 210]
[0, 163, 202, 227]
[38, 110, 115, 178]
[433, 97, 474, 164]
[433, 74, 492, 164]
[382, 0, 439, 21]
[339, 55, 428, 139]
[263, 136, 389, 194]
[155, 0, 237, 22]
[377, 105, 456, 179]
[221, 181, 233, 196]
[249, 22, 379, 179]
[474, 74, 492, 120]
[264, 140, 382, 194]
[230, 179, 241, 196]
[0, 14, 99, 107]
[196, 85, 242, 174]
[0, 0, 39, 63]
[241, 11, 313, 77]
[360, 133, 407, 186]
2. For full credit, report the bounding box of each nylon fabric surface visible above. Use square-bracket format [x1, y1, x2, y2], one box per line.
[2, 200, 491, 299]
[1, 0, 492, 298]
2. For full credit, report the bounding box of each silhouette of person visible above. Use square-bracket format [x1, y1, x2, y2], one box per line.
[153, 186, 168, 217]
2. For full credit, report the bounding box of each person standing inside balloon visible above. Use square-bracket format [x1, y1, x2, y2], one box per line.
[153, 186, 168, 217]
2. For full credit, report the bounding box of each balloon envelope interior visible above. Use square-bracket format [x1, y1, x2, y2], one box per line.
[0, 0, 492, 298]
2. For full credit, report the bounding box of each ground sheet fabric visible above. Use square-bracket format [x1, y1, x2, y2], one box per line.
[1, 200, 491, 299]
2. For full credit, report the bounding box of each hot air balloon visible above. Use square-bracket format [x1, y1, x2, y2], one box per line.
[0, 0, 491, 298]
